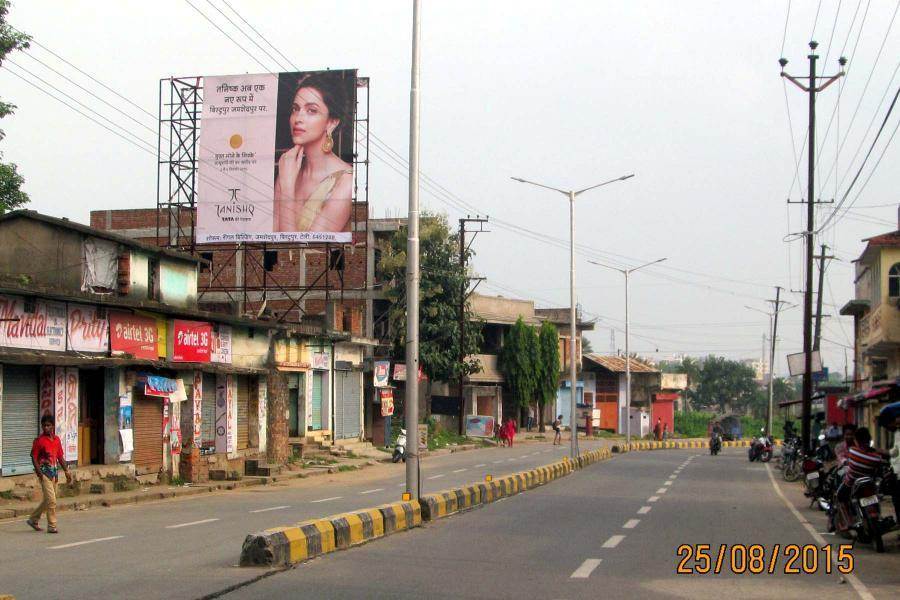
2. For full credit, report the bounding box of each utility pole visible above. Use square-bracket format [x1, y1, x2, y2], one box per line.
[457, 216, 488, 435]
[813, 244, 835, 352]
[405, 0, 422, 499]
[781, 43, 845, 452]
[747, 286, 791, 437]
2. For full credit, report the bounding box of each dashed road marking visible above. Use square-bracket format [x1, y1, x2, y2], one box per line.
[310, 496, 342, 504]
[452, 468, 467, 473]
[166, 518, 219, 529]
[623, 519, 640, 529]
[492, 460, 504, 464]
[249, 505, 290, 513]
[475, 463, 487, 468]
[656, 488, 668, 494]
[668, 475, 677, 479]
[602, 535, 625, 548]
[648, 496, 660, 502]
[637, 506, 652, 514]
[427, 474, 445, 480]
[570, 558, 602, 578]
[664, 481, 673, 486]
[49, 535, 124, 550]
[359, 488, 384, 495]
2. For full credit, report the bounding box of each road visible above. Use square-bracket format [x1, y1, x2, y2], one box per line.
[0, 439, 603, 600]
[225, 448, 899, 600]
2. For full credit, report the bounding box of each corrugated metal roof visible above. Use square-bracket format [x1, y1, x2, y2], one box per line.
[584, 353, 659, 373]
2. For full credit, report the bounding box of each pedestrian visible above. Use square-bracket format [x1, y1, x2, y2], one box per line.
[653, 417, 663, 442]
[494, 420, 506, 447]
[527, 405, 535, 432]
[505, 417, 517, 448]
[27, 415, 72, 534]
[552, 415, 562, 445]
[663, 422, 669, 441]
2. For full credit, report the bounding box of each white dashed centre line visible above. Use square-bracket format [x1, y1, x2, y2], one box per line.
[475, 463, 486, 468]
[249, 505, 290, 513]
[359, 488, 384, 495]
[166, 518, 219, 529]
[310, 496, 342, 504]
[49, 535, 124, 550]
[602, 535, 625, 548]
[668, 475, 677, 479]
[656, 488, 668, 494]
[492, 460, 504, 464]
[648, 496, 660, 502]
[664, 481, 673, 486]
[637, 506, 652, 514]
[452, 469, 467, 473]
[570, 558, 602, 579]
[623, 519, 640, 529]
[427, 474, 445, 480]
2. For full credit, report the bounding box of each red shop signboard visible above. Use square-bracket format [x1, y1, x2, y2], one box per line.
[172, 320, 212, 363]
[109, 312, 157, 361]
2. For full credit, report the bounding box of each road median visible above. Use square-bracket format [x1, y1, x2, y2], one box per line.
[239, 447, 612, 567]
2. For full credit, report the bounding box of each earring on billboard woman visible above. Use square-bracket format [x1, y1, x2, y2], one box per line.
[322, 130, 334, 153]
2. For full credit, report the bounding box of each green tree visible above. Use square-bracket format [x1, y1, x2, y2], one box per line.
[536, 321, 560, 431]
[0, 1, 30, 213]
[378, 213, 483, 415]
[500, 316, 539, 424]
[688, 356, 758, 413]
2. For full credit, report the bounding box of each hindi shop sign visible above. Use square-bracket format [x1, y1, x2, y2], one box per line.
[67, 303, 109, 353]
[172, 320, 212, 363]
[0, 294, 66, 351]
[110, 312, 158, 360]
[210, 325, 232, 364]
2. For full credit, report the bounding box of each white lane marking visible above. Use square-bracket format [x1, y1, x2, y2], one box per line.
[544, 449, 553, 453]
[359, 488, 384, 495]
[427, 474, 445, 480]
[492, 460, 504, 464]
[519, 455, 530, 459]
[310, 496, 342, 504]
[765, 464, 874, 600]
[668, 475, 677, 480]
[664, 481, 673, 486]
[506, 457, 516, 462]
[602, 535, 625, 548]
[166, 518, 219, 529]
[656, 488, 668, 494]
[396, 483, 406, 488]
[648, 496, 660, 502]
[249, 505, 290, 513]
[49, 535, 123, 550]
[623, 519, 640, 529]
[452, 468, 467, 473]
[637, 506, 652, 514]
[570, 558, 602, 579]
[475, 463, 487, 468]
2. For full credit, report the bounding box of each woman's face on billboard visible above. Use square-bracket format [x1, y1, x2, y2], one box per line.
[290, 86, 336, 146]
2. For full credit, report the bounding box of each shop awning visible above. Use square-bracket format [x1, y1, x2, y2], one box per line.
[865, 386, 892, 399]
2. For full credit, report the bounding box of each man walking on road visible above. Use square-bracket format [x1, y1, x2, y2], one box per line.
[26, 415, 72, 534]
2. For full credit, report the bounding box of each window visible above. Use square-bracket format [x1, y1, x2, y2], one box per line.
[328, 248, 345, 271]
[148, 258, 159, 300]
[889, 263, 900, 297]
[200, 252, 213, 273]
[263, 250, 278, 272]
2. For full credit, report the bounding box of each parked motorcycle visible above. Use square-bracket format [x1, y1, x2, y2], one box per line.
[829, 463, 896, 553]
[748, 429, 773, 462]
[781, 437, 804, 481]
[392, 429, 407, 463]
[710, 432, 722, 456]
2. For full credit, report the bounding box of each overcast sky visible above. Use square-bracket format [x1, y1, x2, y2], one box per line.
[2, 1, 899, 378]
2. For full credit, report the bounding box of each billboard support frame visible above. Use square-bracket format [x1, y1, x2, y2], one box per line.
[157, 75, 371, 324]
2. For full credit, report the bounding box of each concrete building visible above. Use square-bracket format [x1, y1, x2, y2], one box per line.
[839, 226, 900, 448]
[580, 354, 661, 435]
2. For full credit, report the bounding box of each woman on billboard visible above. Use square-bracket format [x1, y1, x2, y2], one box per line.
[273, 72, 353, 233]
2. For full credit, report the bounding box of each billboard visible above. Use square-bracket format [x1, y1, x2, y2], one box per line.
[196, 69, 357, 244]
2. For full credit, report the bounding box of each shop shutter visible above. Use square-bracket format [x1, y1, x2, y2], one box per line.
[310, 372, 323, 431]
[237, 376, 249, 450]
[335, 370, 360, 440]
[201, 373, 216, 447]
[1, 365, 39, 476]
[132, 393, 162, 473]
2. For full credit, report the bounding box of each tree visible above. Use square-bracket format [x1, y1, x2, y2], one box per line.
[687, 355, 758, 413]
[536, 321, 560, 431]
[581, 336, 593, 354]
[499, 316, 538, 423]
[378, 213, 483, 410]
[0, 1, 31, 213]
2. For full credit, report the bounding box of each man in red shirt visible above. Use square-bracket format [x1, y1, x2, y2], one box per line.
[26, 415, 72, 533]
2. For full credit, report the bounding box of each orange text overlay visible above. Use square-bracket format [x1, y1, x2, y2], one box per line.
[675, 544, 854, 575]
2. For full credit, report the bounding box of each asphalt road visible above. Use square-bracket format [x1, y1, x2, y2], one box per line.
[0, 439, 604, 600]
[225, 448, 899, 600]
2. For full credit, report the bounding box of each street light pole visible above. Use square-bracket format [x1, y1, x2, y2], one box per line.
[588, 257, 667, 445]
[512, 173, 634, 459]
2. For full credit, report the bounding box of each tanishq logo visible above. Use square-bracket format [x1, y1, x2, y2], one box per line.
[215, 188, 255, 220]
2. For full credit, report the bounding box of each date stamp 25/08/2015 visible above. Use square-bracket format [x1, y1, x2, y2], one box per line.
[676, 544, 854, 575]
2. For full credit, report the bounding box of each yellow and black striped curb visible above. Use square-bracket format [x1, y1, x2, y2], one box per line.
[612, 439, 783, 453]
[240, 501, 420, 566]
[240, 448, 614, 567]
